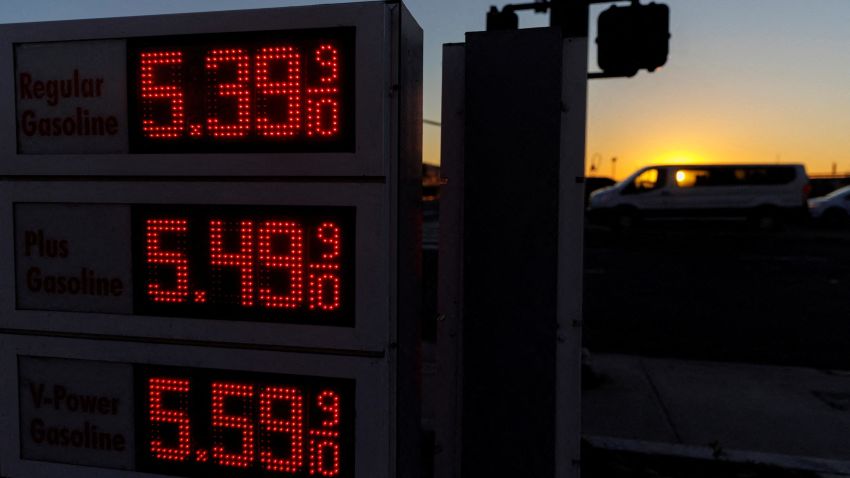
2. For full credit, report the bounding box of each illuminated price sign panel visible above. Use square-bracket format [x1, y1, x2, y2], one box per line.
[0, 2, 402, 182]
[12, 346, 374, 478]
[12, 29, 355, 155]
[15, 203, 356, 327]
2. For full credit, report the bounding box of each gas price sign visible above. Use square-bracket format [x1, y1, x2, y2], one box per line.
[0, 4, 421, 478]
[17, 355, 355, 477]
[16, 203, 355, 326]
[12, 27, 357, 155]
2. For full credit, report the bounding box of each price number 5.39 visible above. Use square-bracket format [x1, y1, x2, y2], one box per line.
[138, 42, 341, 141]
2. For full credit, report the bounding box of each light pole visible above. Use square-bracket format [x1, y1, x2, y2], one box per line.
[590, 152, 603, 174]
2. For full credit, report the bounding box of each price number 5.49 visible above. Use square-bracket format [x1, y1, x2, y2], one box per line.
[144, 217, 344, 312]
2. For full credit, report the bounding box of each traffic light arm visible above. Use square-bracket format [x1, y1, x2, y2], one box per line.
[588, 71, 633, 79]
[487, 0, 632, 33]
[487, 0, 670, 79]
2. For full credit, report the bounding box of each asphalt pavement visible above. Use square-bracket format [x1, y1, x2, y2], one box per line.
[423, 216, 850, 475]
[582, 222, 850, 476]
[583, 222, 850, 369]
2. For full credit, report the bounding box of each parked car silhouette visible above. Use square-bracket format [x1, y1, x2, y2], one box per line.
[809, 184, 850, 226]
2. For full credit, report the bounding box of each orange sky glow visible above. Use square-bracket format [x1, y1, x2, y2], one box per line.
[581, 0, 850, 180]
[424, 0, 850, 182]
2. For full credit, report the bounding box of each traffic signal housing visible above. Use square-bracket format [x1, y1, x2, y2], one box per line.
[596, 2, 670, 77]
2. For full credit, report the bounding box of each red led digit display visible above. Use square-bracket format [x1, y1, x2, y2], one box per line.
[127, 28, 354, 153]
[132, 205, 355, 325]
[136, 365, 354, 478]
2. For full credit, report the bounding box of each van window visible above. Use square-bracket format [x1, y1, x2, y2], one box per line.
[626, 168, 665, 194]
[674, 169, 710, 188]
[741, 167, 796, 185]
[673, 166, 797, 188]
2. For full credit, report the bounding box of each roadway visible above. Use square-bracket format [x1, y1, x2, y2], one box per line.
[584, 222, 850, 370]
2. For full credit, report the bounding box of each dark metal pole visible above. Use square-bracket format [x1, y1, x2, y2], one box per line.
[552, 0, 589, 37]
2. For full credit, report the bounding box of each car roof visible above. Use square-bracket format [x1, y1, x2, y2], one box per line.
[650, 164, 804, 169]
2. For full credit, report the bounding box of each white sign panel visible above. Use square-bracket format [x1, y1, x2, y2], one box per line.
[18, 356, 135, 469]
[15, 40, 128, 154]
[15, 203, 133, 313]
[1, 336, 390, 478]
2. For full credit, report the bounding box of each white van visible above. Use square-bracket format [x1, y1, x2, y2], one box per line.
[588, 164, 810, 229]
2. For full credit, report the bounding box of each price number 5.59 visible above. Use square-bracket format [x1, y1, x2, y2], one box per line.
[147, 377, 345, 476]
